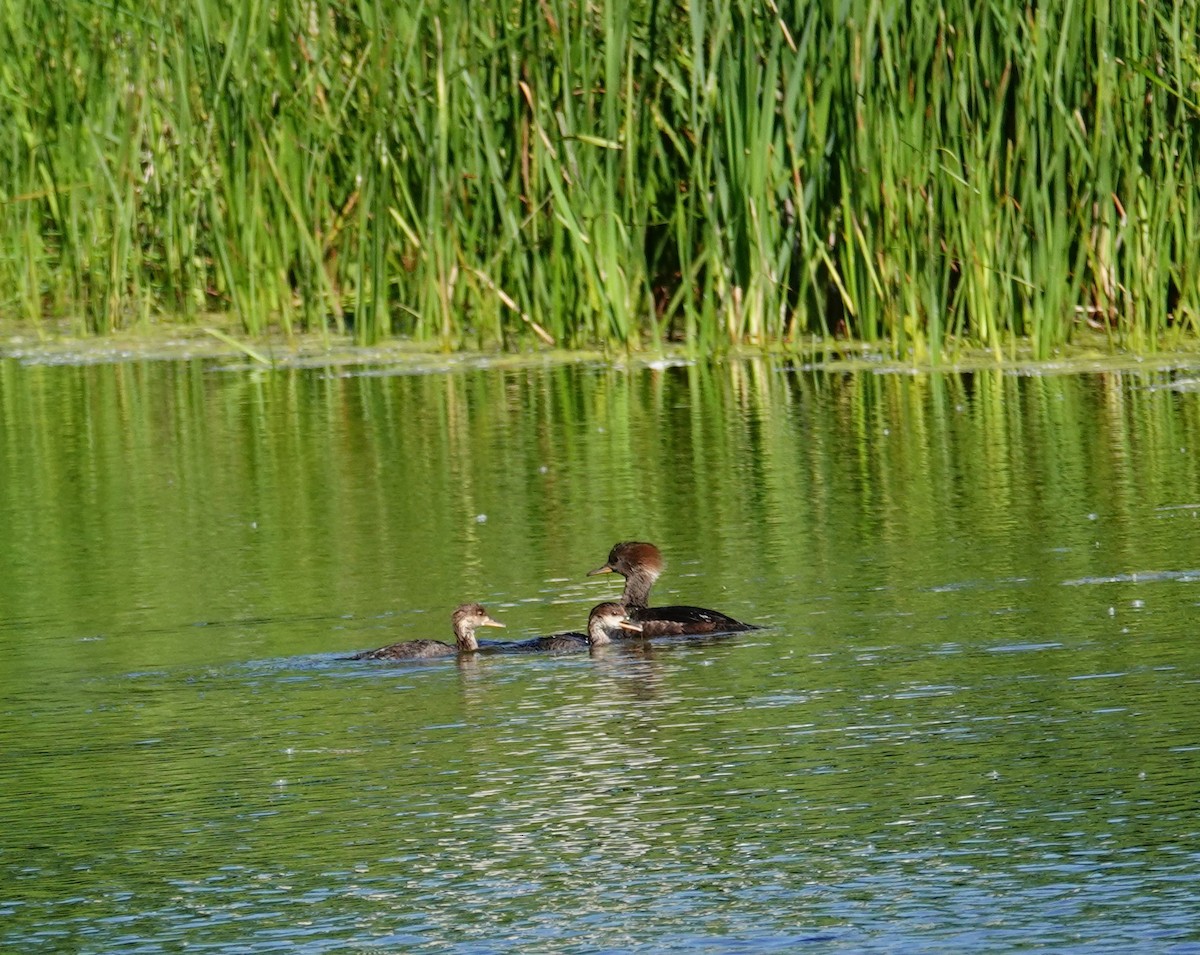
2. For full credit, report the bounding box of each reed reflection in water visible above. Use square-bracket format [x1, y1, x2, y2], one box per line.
[1, 357, 1199, 951]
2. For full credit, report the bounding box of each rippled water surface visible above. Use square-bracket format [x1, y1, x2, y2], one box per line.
[2, 357, 1199, 952]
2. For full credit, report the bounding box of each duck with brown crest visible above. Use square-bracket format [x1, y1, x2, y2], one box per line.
[496, 602, 643, 652]
[347, 603, 505, 660]
[587, 542, 758, 635]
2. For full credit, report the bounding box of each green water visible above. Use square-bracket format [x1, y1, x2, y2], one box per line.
[1, 357, 1199, 952]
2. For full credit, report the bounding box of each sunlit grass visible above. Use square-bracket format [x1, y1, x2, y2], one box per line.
[0, 0, 1197, 357]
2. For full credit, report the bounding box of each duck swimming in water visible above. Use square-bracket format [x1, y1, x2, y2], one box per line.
[587, 541, 757, 635]
[499, 601, 643, 652]
[347, 603, 505, 660]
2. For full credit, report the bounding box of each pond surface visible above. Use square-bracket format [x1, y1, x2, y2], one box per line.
[2, 355, 1199, 953]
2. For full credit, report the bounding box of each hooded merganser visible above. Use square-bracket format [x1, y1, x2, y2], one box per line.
[587, 541, 758, 635]
[499, 602, 644, 652]
[347, 603, 505, 660]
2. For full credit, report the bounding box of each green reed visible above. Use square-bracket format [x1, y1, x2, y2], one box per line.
[0, 0, 1197, 357]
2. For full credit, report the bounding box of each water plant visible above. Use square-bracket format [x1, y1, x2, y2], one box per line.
[1, 0, 1197, 358]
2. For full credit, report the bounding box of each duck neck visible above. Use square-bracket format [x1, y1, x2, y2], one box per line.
[454, 624, 479, 652]
[587, 620, 614, 646]
[621, 569, 657, 609]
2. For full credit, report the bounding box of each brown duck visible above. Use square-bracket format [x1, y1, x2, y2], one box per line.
[588, 541, 757, 636]
[347, 603, 505, 660]
[498, 602, 644, 652]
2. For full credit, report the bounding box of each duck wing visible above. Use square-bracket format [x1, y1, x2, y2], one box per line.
[347, 639, 456, 660]
[630, 605, 758, 635]
[490, 632, 589, 653]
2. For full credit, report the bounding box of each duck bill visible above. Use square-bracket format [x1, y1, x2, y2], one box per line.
[618, 620, 643, 633]
[587, 563, 614, 577]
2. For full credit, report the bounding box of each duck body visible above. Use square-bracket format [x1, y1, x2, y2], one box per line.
[495, 602, 642, 653]
[588, 541, 758, 635]
[347, 603, 505, 660]
[628, 605, 757, 636]
[501, 632, 589, 653]
[351, 639, 460, 660]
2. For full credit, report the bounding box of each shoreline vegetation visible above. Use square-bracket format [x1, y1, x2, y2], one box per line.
[2, 1, 1198, 359]
[6, 323, 1200, 378]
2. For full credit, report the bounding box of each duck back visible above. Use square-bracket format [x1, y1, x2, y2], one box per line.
[348, 639, 456, 660]
[630, 605, 758, 636]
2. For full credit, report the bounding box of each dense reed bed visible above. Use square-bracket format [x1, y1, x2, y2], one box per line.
[1, 0, 1197, 356]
